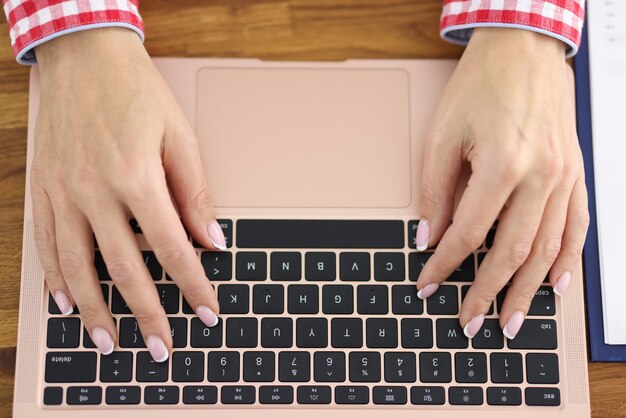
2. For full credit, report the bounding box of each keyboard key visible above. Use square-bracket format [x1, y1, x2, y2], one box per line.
[487, 387, 522, 406]
[461, 285, 493, 315]
[43, 387, 63, 405]
[446, 255, 475, 282]
[410, 386, 445, 405]
[373, 386, 407, 404]
[335, 386, 369, 404]
[497, 285, 556, 316]
[243, 351, 275, 382]
[296, 318, 328, 348]
[226, 317, 258, 348]
[331, 318, 363, 348]
[236, 219, 404, 249]
[111, 286, 131, 314]
[507, 319, 557, 349]
[172, 352, 204, 382]
[47, 318, 80, 348]
[253, 284, 284, 314]
[449, 387, 483, 405]
[392, 285, 423, 315]
[45, 352, 97, 383]
[236, 252, 267, 280]
[525, 387, 561, 406]
[401, 318, 433, 348]
[297, 386, 331, 404]
[66, 386, 102, 405]
[136, 351, 168, 382]
[408, 220, 420, 249]
[271, 252, 301, 281]
[374, 252, 405, 281]
[261, 317, 293, 348]
[182, 386, 217, 404]
[144, 386, 179, 404]
[190, 318, 222, 348]
[221, 386, 255, 404]
[490, 353, 523, 384]
[288, 284, 319, 314]
[105, 386, 141, 405]
[419, 352, 451, 383]
[384, 352, 416, 382]
[169, 317, 187, 348]
[408, 252, 432, 281]
[218, 284, 249, 314]
[259, 386, 294, 404]
[455, 352, 487, 383]
[94, 251, 111, 280]
[322, 285, 353, 314]
[201, 251, 232, 281]
[526, 353, 559, 384]
[100, 352, 133, 382]
[208, 352, 240, 382]
[436, 318, 468, 348]
[278, 352, 310, 382]
[340, 252, 370, 281]
[156, 284, 179, 314]
[471, 319, 504, 349]
[141, 251, 163, 280]
[305, 252, 336, 281]
[314, 351, 346, 382]
[349, 352, 381, 382]
[366, 318, 398, 348]
[119, 318, 145, 348]
[357, 285, 388, 314]
[427, 285, 458, 315]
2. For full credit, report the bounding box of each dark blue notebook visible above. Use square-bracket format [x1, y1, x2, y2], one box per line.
[574, 23, 626, 362]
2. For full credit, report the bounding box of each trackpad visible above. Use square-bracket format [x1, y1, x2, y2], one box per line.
[196, 67, 412, 208]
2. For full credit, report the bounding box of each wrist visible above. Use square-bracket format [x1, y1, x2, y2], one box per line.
[469, 27, 566, 62]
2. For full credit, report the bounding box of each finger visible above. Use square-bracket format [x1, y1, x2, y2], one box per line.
[52, 197, 117, 355]
[32, 183, 74, 315]
[549, 177, 590, 296]
[459, 179, 550, 338]
[416, 127, 463, 250]
[497, 180, 571, 339]
[87, 201, 173, 362]
[163, 124, 226, 250]
[416, 157, 519, 298]
[125, 164, 220, 326]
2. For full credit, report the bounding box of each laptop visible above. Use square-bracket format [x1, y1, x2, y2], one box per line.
[13, 58, 590, 416]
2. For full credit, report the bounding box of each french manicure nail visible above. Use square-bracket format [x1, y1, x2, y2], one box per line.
[197, 305, 219, 327]
[54, 290, 73, 315]
[503, 311, 525, 340]
[91, 327, 114, 355]
[554, 271, 571, 296]
[146, 335, 169, 363]
[463, 314, 485, 338]
[415, 219, 430, 251]
[417, 283, 439, 299]
[208, 220, 226, 250]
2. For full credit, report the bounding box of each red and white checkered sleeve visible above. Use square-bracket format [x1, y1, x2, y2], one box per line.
[440, 0, 586, 57]
[2, 0, 144, 65]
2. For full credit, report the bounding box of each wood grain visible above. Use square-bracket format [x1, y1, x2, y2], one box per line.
[0, 1, 624, 417]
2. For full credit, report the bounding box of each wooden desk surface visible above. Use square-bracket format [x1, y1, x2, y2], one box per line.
[0, 1, 624, 416]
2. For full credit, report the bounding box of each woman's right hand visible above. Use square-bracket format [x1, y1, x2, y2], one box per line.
[33, 28, 223, 362]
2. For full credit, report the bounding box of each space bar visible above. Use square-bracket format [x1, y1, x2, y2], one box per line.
[236, 219, 404, 249]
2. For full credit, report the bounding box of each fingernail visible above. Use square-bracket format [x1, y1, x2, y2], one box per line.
[91, 327, 114, 355]
[208, 220, 226, 250]
[197, 305, 219, 327]
[553, 271, 571, 296]
[54, 290, 73, 315]
[503, 311, 525, 340]
[146, 335, 169, 363]
[417, 283, 439, 299]
[463, 314, 485, 338]
[415, 219, 430, 251]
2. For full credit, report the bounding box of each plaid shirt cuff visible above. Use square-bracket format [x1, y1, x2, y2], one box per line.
[440, 0, 586, 57]
[3, 0, 144, 65]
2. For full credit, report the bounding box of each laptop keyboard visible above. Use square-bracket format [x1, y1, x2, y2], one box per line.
[43, 219, 561, 407]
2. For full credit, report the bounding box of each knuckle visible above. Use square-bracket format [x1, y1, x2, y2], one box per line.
[508, 241, 532, 266]
[58, 249, 87, 277]
[33, 222, 55, 250]
[564, 243, 584, 260]
[419, 181, 440, 213]
[574, 206, 591, 230]
[153, 241, 190, 268]
[107, 257, 141, 285]
[515, 288, 537, 308]
[538, 153, 564, 183]
[539, 237, 562, 264]
[43, 268, 63, 284]
[187, 186, 214, 212]
[134, 308, 164, 325]
[77, 305, 101, 325]
[459, 227, 485, 251]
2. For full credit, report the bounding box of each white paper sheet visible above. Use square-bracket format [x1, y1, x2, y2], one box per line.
[587, 0, 626, 344]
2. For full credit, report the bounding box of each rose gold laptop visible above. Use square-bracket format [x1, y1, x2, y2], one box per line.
[13, 58, 590, 417]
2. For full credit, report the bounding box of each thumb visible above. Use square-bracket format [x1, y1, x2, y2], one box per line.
[162, 124, 226, 251]
[417, 130, 463, 250]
